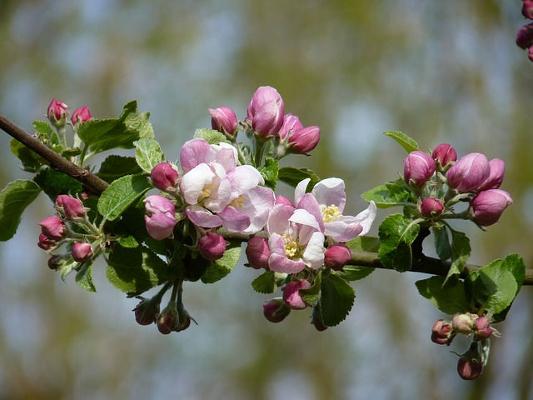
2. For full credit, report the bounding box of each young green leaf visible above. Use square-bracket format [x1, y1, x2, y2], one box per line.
[33, 120, 60, 145]
[251, 271, 276, 294]
[75, 263, 96, 292]
[34, 167, 83, 200]
[444, 229, 471, 283]
[384, 131, 419, 153]
[134, 138, 165, 173]
[346, 236, 380, 253]
[433, 225, 452, 261]
[193, 128, 228, 144]
[361, 179, 414, 208]
[201, 243, 242, 284]
[378, 214, 421, 272]
[0, 180, 41, 241]
[319, 273, 355, 326]
[97, 155, 142, 182]
[415, 276, 470, 314]
[259, 158, 279, 189]
[336, 266, 374, 281]
[10, 139, 45, 172]
[278, 167, 320, 188]
[97, 174, 151, 221]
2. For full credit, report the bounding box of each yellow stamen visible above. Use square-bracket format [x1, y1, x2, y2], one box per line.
[322, 204, 341, 223]
[282, 234, 302, 258]
[231, 195, 246, 208]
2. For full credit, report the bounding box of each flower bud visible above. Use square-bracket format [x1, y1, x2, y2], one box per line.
[419, 197, 444, 218]
[403, 151, 436, 186]
[471, 189, 512, 226]
[446, 153, 490, 193]
[274, 195, 293, 207]
[431, 143, 457, 167]
[71, 105, 92, 125]
[452, 313, 475, 334]
[198, 232, 227, 261]
[209, 106, 238, 136]
[431, 319, 453, 345]
[311, 306, 327, 332]
[144, 195, 177, 240]
[517, 23, 533, 49]
[524, 0, 533, 19]
[157, 304, 178, 335]
[150, 162, 179, 192]
[457, 356, 483, 380]
[55, 195, 86, 219]
[324, 244, 352, 271]
[474, 316, 493, 339]
[278, 114, 303, 140]
[47, 255, 62, 270]
[245, 236, 270, 269]
[288, 126, 320, 154]
[38, 233, 56, 250]
[47, 98, 68, 127]
[246, 86, 285, 138]
[282, 279, 311, 310]
[133, 298, 160, 326]
[72, 242, 93, 262]
[175, 308, 193, 332]
[263, 298, 291, 323]
[477, 159, 505, 191]
[39, 215, 65, 240]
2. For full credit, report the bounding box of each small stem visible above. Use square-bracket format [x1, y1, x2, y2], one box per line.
[254, 139, 265, 167]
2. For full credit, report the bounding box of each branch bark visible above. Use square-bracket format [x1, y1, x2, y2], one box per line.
[1, 114, 531, 285]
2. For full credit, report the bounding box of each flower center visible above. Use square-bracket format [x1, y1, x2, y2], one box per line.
[231, 194, 246, 208]
[198, 182, 217, 204]
[282, 233, 303, 259]
[321, 204, 341, 223]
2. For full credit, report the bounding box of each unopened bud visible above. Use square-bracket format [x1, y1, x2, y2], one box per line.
[431, 143, 457, 167]
[55, 195, 86, 219]
[39, 215, 65, 240]
[157, 304, 178, 335]
[474, 316, 493, 339]
[471, 189, 512, 226]
[246, 86, 285, 138]
[282, 279, 311, 310]
[452, 313, 475, 334]
[71, 105, 92, 125]
[516, 23, 533, 49]
[198, 232, 227, 261]
[47, 255, 62, 270]
[403, 151, 436, 187]
[431, 319, 453, 345]
[245, 236, 270, 269]
[278, 114, 303, 140]
[477, 159, 505, 191]
[72, 242, 93, 262]
[419, 197, 444, 218]
[324, 244, 352, 270]
[457, 356, 483, 380]
[150, 162, 179, 192]
[133, 297, 160, 326]
[209, 106, 238, 136]
[144, 195, 177, 240]
[38, 233, 56, 250]
[446, 152, 490, 193]
[47, 98, 68, 127]
[524, 0, 533, 19]
[288, 126, 320, 154]
[263, 298, 291, 323]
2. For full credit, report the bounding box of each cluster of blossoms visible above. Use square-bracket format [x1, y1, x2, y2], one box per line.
[431, 314, 497, 380]
[403, 143, 512, 227]
[47, 98, 92, 128]
[516, 0, 533, 62]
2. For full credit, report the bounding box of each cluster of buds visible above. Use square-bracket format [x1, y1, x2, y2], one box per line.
[431, 313, 497, 380]
[47, 98, 92, 128]
[403, 143, 512, 227]
[37, 194, 99, 268]
[516, 0, 533, 62]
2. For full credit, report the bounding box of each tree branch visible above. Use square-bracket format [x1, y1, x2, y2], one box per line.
[1, 114, 531, 285]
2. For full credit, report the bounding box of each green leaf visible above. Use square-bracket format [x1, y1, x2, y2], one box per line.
[97, 155, 143, 183]
[201, 244, 242, 284]
[97, 174, 151, 221]
[10, 139, 45, 172]
[134, 138, 165, 173]
[33, 120, 60, 144]
[251, 271, 276, 294]
[193, 128, 228, 144]
[319, 273, 355, 326]
[468, 254, 526, 318]
[346, 236, 380, 253]
[57, 258, 78, 281]
[75, 263, 96, 292]
[415, 276, 470, 314]
[278, 167, 320, 188]
[336, 266, 374, 281]
[34, 167, 83, 200]
[361, 179, 414, 208]
[378, 214, 421, 272]
[444, 230, 471, 283]
[259, 158, 279, 189]
[77, 101, 154, 155]
[117, 235, 139, 248]
[384, 131, 419, 153]
[0, 180, 41, 241]
[433, 225, 452, 261]
[300, 271, 322, 306]
[106, 245, 170, 295]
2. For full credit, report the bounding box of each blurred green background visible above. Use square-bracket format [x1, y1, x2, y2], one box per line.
[0, 1, 532, 399]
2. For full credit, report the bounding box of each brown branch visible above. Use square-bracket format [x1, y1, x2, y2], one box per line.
[1, 114, 532, 285]
[0, 115, 109, 194]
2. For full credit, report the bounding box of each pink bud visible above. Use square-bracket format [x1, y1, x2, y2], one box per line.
[198, 232, 227, 261]
[150, 162, 179, 192]
[282, 279, 311, 310]
[38, 233, 56, 250]
[431, 143, 457, 167]
[288, 126, 320, 154]
[278, 114, 303, 140]
[446, 153, 490, 193]
[474, 316, 493, 339]
[524, 0, 533, 19]
[324, 244, 352, 270]
[144, 195, 177, 240]
[274, 195, 293, 207]
[246, 86, 285, 137]
[263, 298, 291, 323]
[133, 298, 160, 326]
[477, 159, 505, 191]
[209, 106, 238, 136]
[516, 23, 533, 49]
[245, 236, 270, 269]
[471, 189, 512, 226]
[157, 305, 178, 335]
[39, 215, 65, 240]
[420, 197, 444, 217]
[72, 242, 93, 262]
[71, 105, 92, 125]
[55, 195, 86, 219]
[457, 356, 483, 380]
[403, 151, 436, 186]
[47, 98, 68, 125]
[431, 319, 453, 345]
[452, 313, 475, 334]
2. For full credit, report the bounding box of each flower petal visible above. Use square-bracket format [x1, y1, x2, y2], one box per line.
[219, 206, 251, 232]
[351, 201, 377, 236]
[324, 218, 363, 242]
[268, 253, 306, 274]
[185, 205, 223, 228]
[296, 193, 324, 232]
[302, 231, 325, 269]
[238, 186, 275, 234]
[267, 204, 294, 235]
[228, 165, 264, 195]
[180, 163, 216, 205]
[294, 178, 311, 205]
[289, 208, 321, 231]
[179, 139, 215, 173]
[312, 177, 346, 212]
[214, 142, 238, 170]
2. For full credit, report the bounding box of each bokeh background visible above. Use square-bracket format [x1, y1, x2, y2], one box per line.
[0, 1, 532, 399]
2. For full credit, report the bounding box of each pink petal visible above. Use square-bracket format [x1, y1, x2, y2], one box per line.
[180, 163, 216, 205]
[185, 205, 223, 228]
[296, 193, 325, 232]
[238, 186, 275, 234]
[228, 165, 264, 194]
[294, 178, 310, 205]
[219, 206, 251, 232]
[267, 204, 294, 235]
[324, 219, 363, 242]
[302, 232, 325, 269]
[179, 139, 215, 173]
[351, 201, 377, 236]
[312, 178, 346, 212]
[289, 208, 321, 232]
[268, 253, 306, 274]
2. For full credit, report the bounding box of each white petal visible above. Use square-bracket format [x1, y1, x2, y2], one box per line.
[294, 178, 311, 205]
[289, 208, 321, 231]
[267, 204, 294, 235]
[228, 165, 264, 194]
[312, 177, 346, 212]
[302, 232, 325, 269]
[180, 163, 216, 205]
[351, 201, 377, 236]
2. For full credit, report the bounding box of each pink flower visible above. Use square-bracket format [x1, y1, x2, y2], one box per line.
[55, 195, 86, 219]
[431, 143, 457, 167]
[282, 279, 311, 310]
[446, 153, 490, 193]
[274, 195, 293, 207]
[72, 242, 93, 262]
[278, 114, 303, 140]
[431, 319, 454, 345]
[474, 316, 493, 339]
[324, 244, 352, 270]
[151, 162, 179, 192]
[179, 139, 274, 234]
[144, 195, 177, 240]
[198, 232, 227, 261]
[288, 126, 320, 154]
[516, 22, 533, 49]
[246, 86, 285, 138]
[471, 189, 512, 226]
[404, 151, 436, 186]
[209, 106, 238, 136]
[457, 356, 482, 380]
[419, 197, 444, 217]
[263, 298, 291, 323]
[39, 215, 65, 240]
[524, 0, 533, 19]
[477, 159, 505, 191]
[245, 236, 270, 269]
[71, 105, 92, 125]
[47, 98, 68, 125]
[38, 233, 56, 250]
